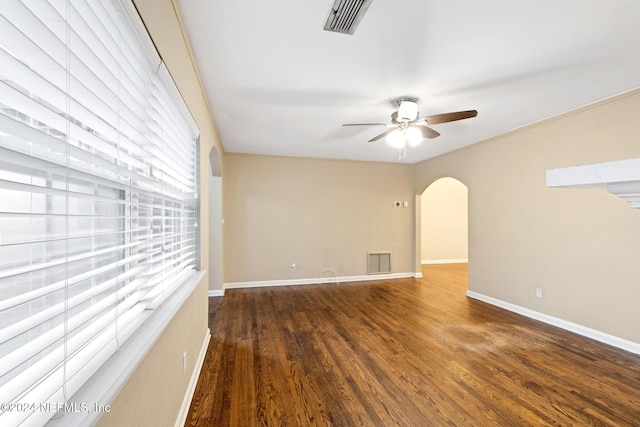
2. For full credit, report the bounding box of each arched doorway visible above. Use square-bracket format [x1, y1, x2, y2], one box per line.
[208, 147, 223, 295]
[417, 177, 468, 286]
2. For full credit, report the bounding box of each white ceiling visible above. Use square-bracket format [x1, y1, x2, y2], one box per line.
[177, 0, 640, 164]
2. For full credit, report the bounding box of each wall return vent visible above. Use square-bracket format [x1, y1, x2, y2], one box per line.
[368, 252, 391, 275]
[324, 0, 373, 35]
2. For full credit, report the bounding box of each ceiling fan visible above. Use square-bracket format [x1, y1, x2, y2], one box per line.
[343, 97, 478, 152]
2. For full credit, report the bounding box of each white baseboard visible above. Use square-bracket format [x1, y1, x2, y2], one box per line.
[466, 291, 640, 356]
[422, 259, 468, 265]
[175, 329, 211, 427]
[208, 289, 224, 297]
[224, 272, 419, 290]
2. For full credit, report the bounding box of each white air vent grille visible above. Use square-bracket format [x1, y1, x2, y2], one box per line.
[324, 0, 373, 35]
[368, 252, 391, 275]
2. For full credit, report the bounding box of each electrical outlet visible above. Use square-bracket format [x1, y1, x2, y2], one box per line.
[393, 201, 401, 207]
[290, 262, 296, 271]
[183, 351, 187, 373]
[535, 288, 543, 299]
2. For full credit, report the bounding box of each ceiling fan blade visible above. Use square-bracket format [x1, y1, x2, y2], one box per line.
[414, 124, 440, 139]
[425, 110, 478, 125]
[342, 123, 389, 126]
[368, 128, 397, 143]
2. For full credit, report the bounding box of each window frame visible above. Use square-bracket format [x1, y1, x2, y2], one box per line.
[0, 0, 202, 424]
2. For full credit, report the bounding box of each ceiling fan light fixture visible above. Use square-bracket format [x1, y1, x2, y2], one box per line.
[405, 126, 423, 147]
[397, 100, 418, 122]
[386, 129, 405, 148]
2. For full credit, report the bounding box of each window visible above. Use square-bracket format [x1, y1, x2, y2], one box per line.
[0, 1, 199, 425]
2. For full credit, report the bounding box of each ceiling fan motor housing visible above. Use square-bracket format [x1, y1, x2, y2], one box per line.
[397, 101, 418, 122]
[392, 96, 419, 122]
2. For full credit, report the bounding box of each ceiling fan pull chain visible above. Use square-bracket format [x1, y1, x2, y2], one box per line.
[398, 143, 407, 160]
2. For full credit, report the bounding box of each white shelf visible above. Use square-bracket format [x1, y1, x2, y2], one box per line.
[546, 157, 640, 208]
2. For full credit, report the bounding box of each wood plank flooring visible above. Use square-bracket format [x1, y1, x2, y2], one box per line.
[186, 264, 640, 426]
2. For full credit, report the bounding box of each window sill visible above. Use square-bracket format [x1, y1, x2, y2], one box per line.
[46, 271, 206, 427]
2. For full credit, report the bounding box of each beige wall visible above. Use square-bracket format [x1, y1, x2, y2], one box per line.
[96, 4, 640, 423]
[414, 89, 640, 343]
[97, 0, 224, 425]
[421, 177, 468, 262]
[224, 154, 415, 283]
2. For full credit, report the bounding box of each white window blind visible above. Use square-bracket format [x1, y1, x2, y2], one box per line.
[0, 1, 199, 426]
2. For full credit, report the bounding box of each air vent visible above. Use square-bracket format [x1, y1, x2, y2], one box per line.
[324, 0, 373, 35]
[368, 252, 391, 275]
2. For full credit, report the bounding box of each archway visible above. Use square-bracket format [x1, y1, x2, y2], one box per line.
[417, 177, 468, 282]
[208, 147, 223, 295]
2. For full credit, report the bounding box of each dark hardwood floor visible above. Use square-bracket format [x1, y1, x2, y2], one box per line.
[186, 264, 640, 426]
